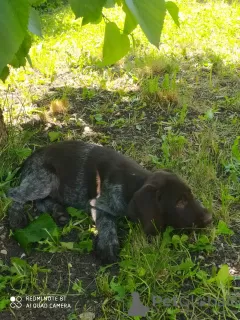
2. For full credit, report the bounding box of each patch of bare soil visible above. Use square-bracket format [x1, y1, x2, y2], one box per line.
[0, 220, 104, 320]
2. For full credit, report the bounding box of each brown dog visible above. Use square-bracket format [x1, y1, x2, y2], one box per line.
[8, 140, 212, 263]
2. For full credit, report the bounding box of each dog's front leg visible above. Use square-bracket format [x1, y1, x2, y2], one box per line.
[95, 211, 119, 264]
[90, 199, 119, 264]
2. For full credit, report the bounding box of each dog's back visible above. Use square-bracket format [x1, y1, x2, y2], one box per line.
[20, 140, 148, 207]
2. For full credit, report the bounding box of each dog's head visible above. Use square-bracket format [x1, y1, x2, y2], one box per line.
[128, 170, 212, 234]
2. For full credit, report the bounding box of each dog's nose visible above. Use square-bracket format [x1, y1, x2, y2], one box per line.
[203, 212, 212, 226]
[197, 200, 212, 226]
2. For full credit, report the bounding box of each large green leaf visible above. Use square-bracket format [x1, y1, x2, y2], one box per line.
[0, 0, 29, 79]
[166, 1, 180, 27]
[28, 7, 42, 36]
[102, 22, 130, 65]
[125, 0, 166, 47]
[14, 213, 59, 253]
[1, 34, 33, 81]
[10, 34, 32, 68]
[69, 0, 106, 25]
[0, 67, 10, 82]
[123, 1, 138, 34]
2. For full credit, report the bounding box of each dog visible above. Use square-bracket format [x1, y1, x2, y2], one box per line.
[7, 140, 212, 263]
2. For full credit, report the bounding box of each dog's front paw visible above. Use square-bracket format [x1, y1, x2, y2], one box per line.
[52, 210, 70, 226]
[95, 235, 119, 264]
[8, 208, 28, 230]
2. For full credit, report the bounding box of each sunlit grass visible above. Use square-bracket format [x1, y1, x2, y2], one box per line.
[1, 0, 239, 91]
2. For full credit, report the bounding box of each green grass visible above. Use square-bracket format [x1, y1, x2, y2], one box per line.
[97, 225, 236, 319]
[0, 0, 240, 319]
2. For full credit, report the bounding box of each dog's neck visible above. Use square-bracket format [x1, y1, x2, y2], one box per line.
[122, 170, 150, 203]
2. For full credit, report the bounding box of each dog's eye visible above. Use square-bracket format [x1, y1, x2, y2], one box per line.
[176, 197, 188, 209]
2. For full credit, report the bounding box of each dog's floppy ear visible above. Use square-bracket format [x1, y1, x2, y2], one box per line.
[128, 183, 165, 235]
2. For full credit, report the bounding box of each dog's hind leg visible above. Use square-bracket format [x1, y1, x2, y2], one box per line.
[35, 198, 70, 226]
[8, 169, 58, 229]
